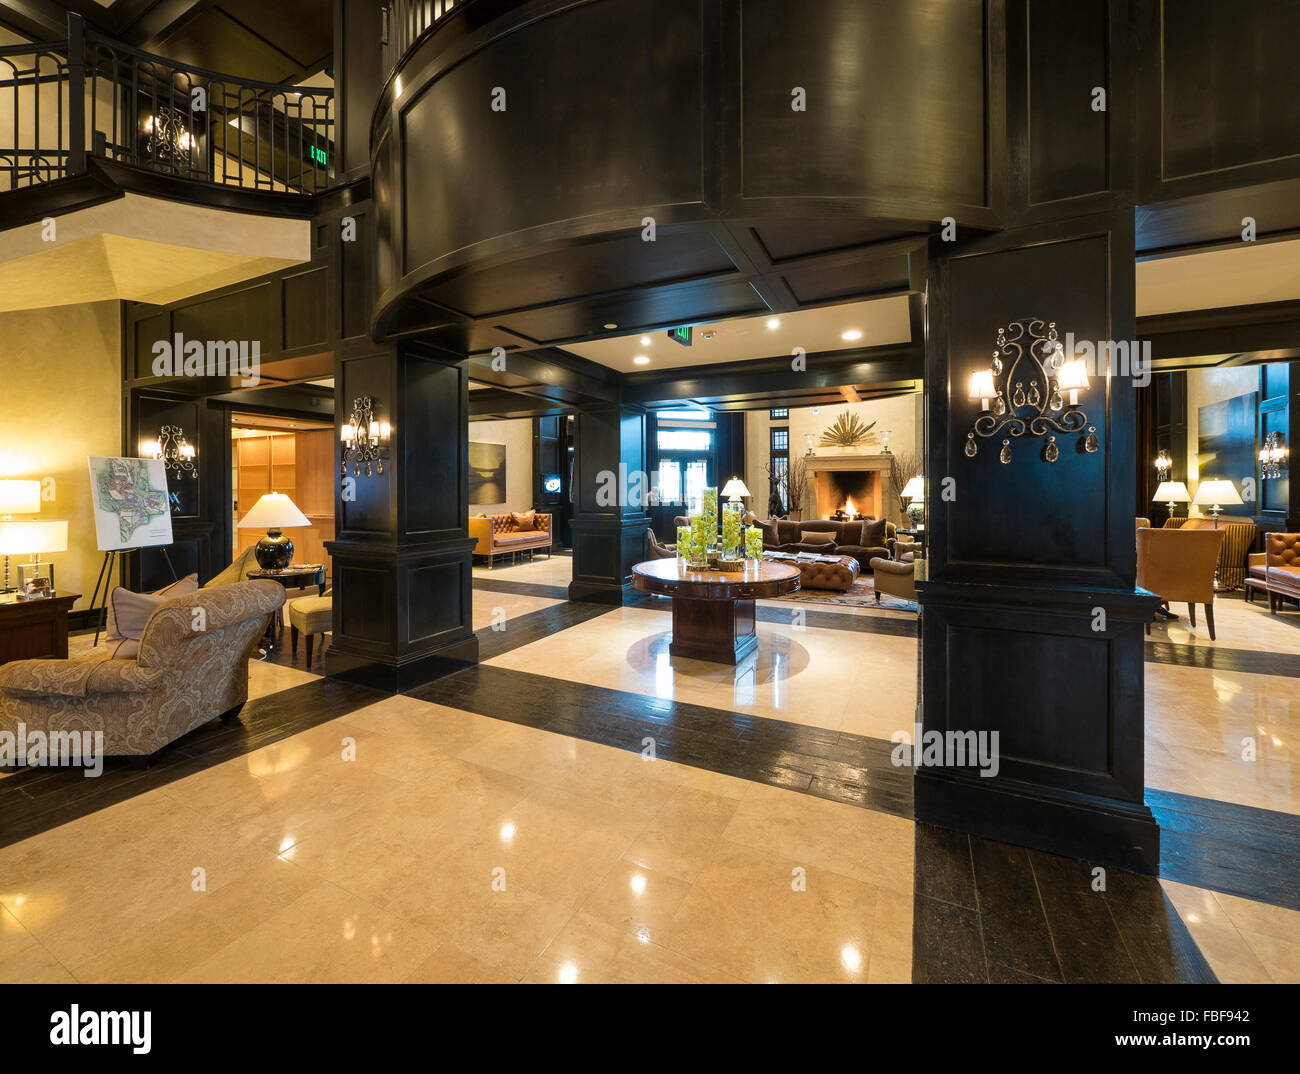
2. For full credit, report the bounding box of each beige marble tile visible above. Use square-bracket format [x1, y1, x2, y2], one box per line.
[577, 861, 693, 943]
[1238, 930, 1300, 983]
[722, 781, 915, 895]
[656, 839, 879, 984]
[177, 881, 441, 984]
[1160, 880, 1272, 984]
[405, 943, 517, 984]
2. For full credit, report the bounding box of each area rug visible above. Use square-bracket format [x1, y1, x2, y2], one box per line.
[770, 575, 918, 613]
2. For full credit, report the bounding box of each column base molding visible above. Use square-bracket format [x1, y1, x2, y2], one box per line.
[915, 769, 1160, 874]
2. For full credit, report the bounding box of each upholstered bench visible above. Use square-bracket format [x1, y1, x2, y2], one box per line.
[768, 553, 859, 591]
[288, 591, 332, 665]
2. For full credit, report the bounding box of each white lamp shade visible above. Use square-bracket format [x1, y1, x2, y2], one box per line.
[0, 480, 41, 515]
[0, 519, 67, 555]
[237, 492, 311, 529]
[1056, 360, 1090, 391]
[900, 476, 925, 500]
[1152, 481, 1190, 503]
[1192, 479, 1244, 507]
[721, 478, 752, 499]
[968, 369, 995, 400]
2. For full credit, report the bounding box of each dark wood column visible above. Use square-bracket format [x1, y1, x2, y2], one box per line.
[568, 404, 650, 604]
[917, 211, 1161, 873]
[325, 342, 478, 690]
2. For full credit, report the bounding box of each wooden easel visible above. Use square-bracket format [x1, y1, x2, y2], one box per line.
[88, 546, 179, 646]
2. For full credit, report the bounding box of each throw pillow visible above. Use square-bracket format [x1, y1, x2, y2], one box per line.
[510, 509, 536, 531]
[860, 518, 888, 549]
[758, 519, 780, 547]
[105, 572, 199, 644]
[800, 530, 836, 545]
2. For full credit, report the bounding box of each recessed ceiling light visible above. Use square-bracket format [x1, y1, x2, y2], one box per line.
[640, 336, 652, 346]
[766, 318, 780, 330]
[842, 329, 863, 341]
[603, 322, 618, 330]
[633, 355, 650, 365]
[701, 331, 716, 340]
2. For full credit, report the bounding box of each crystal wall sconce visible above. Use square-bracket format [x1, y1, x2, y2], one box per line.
[1154, 448, 1172, 479]
[965, 318, 1099, 464]
[1260, 431, 1288, 480]
[340, 396, 391, 479]
[141, 424, 197, 478]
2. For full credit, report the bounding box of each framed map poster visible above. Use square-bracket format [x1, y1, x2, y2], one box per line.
[87, 457, 174, 551]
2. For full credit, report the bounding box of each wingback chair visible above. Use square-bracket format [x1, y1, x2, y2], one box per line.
[1136, 527, 1225, 639]
[0, 580, 284, 759]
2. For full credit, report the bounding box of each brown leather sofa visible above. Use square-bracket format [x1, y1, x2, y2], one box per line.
[1137, 527, 1224, 639]
[469, 512, 552, 567]
[1247, 532, 1300, 611]
[758, 518, 897, 571]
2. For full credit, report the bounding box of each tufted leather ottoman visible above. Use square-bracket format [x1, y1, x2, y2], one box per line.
[790, 554, 859, 592]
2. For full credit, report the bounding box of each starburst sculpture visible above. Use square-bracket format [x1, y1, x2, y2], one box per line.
[819, 412, 877, 447]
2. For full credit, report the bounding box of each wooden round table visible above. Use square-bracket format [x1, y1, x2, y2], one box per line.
[632, 558, 801, 664]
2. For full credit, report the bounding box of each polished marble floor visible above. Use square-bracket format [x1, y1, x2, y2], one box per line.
[2, 554, 1299, 983]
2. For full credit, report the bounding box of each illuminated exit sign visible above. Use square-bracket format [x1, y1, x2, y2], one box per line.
[310, 145, 328, 165]
[667, 326, 692, 347]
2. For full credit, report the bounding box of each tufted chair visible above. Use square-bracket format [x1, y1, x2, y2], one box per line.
[0, 580, 284, 759]
[1250, 532, 1300, 611]
[1137, 527, 1224, 639]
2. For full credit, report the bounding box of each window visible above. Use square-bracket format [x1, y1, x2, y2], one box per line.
[769, 418, 790, 511]
[657, 428, 713, 452]
[770, 408, 788, 420]
[657, 459, 682, 505]
[684, 460, 709, 512]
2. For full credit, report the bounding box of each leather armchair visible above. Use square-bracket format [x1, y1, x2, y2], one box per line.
[1136, 527, 1225, 639]
[1255, 532, 1300, 611]
[0, 580, 285, 759]
[647, 529, 676, 560]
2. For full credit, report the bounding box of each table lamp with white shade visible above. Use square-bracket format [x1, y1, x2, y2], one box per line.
[1152, 480, 1190, 518]
[1191, 479, 1243, 527]
[236, 492, 311, 570]
[0, 519, 68, 595]
[900, 475, 926, 526]
[721, 477, 752, 504]
[0, 480, 45, 593]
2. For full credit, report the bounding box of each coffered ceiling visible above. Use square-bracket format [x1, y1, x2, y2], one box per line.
[0, 0, 334, 84]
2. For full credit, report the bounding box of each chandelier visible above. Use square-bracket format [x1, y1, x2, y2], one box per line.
[142, 425, 197, 478]
[1259, 431, 1288, 480]
[965, 318, 1098, 464]
[340, 396, 391, 479]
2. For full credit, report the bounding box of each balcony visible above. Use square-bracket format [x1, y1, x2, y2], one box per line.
[0, 14, 334, 202]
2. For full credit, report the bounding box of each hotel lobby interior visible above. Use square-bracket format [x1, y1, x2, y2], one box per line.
[0, 0, 1299, 1014]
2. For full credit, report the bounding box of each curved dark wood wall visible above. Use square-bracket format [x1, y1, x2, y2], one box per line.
[370, 0, 1000, 348]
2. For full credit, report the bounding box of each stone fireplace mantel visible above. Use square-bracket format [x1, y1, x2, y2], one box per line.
[801, 451, 894, 520]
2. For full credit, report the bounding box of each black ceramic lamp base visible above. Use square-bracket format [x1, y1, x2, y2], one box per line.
[254, 528, 294, 571]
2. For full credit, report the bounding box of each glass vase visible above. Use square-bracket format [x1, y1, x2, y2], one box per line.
[721, 501, 743, 558]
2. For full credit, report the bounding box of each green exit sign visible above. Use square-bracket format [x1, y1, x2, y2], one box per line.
[667, 326, 692, 347]
[310, 145, 328, 165]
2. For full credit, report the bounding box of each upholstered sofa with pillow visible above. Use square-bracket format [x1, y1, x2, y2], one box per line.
[0, 580, 284, 759]
[468, 511, 552, 566]
[1247, 532, 1300, 609]
[758, 518, 897, 571]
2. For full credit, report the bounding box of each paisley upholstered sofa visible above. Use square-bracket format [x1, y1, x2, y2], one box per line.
[0, 580, 284, 760]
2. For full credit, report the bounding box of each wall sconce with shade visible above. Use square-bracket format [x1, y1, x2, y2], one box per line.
[140, 425, 197, 479]
[721, 477, 752, 504]
[1154, 449, 1172, 480]
[1152, 480, 1190, 518]
[340, 396, 391, 483]
[1260, 431, 1288, 480]
[236, 492, 311, 571]
[0, 480, 43, 593]
[900, 475, 925, 526]
[0, 519, 68, 596]
[1191, 479, 1243, 527]
[964, 318, 1099, 464]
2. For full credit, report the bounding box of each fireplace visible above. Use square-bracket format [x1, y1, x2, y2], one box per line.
[803, 453, 893, 520]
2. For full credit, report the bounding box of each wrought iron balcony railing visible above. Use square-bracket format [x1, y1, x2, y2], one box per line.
[1, 14, 334, 196]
